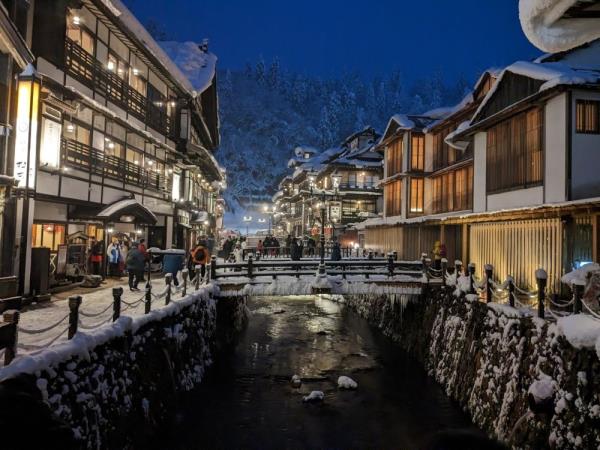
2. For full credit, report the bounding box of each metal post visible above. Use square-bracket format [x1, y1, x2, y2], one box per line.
[182, 269, 188, 297]
[421, 253, 428, 280]
[248, 254, 254, 279]
[536, 268, 547, 319]
[368, 251, 373, 260]
[165, 273, 172, 305]
[393, 251, 398, 261]
[145, 283, 152, 314]
[68, 295, 82, 339]
[195, 265, 201, 290]
[468, 263, 476, 294]
[2, 310, 19, 365]
[112, 287, 122, 322]
[485, 264, 493, 303]
[507, 276, 515, 308]
[441, 258, 447, 287]
[211, 255, 217, 280]
[146, 250, 152, 291]
[387, 253, 394, 278]
[573, 283, 583, 314]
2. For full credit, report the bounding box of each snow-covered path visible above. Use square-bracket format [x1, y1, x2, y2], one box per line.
[5, 276, 185, 363]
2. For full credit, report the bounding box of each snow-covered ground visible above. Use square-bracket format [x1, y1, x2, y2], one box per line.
[2, 276, 190, 366]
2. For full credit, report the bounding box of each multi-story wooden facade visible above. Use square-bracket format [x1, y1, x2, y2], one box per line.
[274, 128, 383, 238]
[2, 0, 224, 295]
[363, 43, 600, 291]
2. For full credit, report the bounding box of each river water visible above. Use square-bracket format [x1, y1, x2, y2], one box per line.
[162, 295, 485, 449]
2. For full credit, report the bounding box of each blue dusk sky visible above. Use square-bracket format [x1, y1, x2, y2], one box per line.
[123, 0, 541, 83]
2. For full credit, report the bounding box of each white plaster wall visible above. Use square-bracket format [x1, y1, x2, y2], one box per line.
[570, 89, 600, 200]
[37, 58, 64, 85]
[487, 186, 544, 211]
[60, 178, 89, 201]
[424, 133, 434, 172]
[37, 171, 59, 196]
[544, 93, 568, 203]
[473, 132, 487, 212]
[33, 201, 67, 221]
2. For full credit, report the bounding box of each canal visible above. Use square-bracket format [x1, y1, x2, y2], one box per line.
[161, 295, 488, 449]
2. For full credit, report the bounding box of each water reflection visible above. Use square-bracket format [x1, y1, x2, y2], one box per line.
[163, 295, 483, 450]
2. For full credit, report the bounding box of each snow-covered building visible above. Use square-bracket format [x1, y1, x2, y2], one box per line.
[363, 43, 600, 291]
[8, 0, 224, 296]
[274, 127, 382, 238]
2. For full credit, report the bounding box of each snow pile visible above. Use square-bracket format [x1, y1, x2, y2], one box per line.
[528, 373, 555, 404]
[561, 263, 600, 286]
[303, 391, 324, 403]
[337, 376, 358, 390]
[389, 114, 415, 130]
[160, 41, 217, 94]
[557, 315, 600, 359]
[291, 374, 302, 388]
[519, 0, 600, 53]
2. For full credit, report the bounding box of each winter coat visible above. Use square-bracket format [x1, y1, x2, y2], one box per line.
[290, 241, 302, 261]
[126, 248, 145, 271]
[107, 243, 120, 264]
[331, 242, 341, 261]
[163, 253, 184, 274]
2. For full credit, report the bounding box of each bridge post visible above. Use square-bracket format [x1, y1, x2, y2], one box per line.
[455, 260, 463, 277]
[248, 255, 254, 279]
[393, 251, 398, 261]
[112, 287, 123, 321]
[441, 258, 447, 287]
[2, 310, 19, 365]
[165, 273, 172, 305]
[211, 256, 217, 280]
[296, 264, 300, 279]
[342, 264, 346, 279]
[368, 251, 373, 260]
[468, 263, 476, 294]
[536, 269, 547, 319]
[195, 265, 201, 290]
[145, 283, 152, 313]
[485, 264, 493, 303]
[421, 253, 428, 281]
[182, 269, 189, 297]
[573, 283, 583, 314]
[507, 276, 515, 307]
[387, 253, 394, 278]
[68, 295, 82, 339]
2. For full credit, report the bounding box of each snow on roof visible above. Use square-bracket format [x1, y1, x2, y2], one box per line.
[98, 198, 158, 222]
[519, 0, 600, 53]
[159, 41, 217, 94]
[100, 0, 200, 96]
[470, 60, 600, 125]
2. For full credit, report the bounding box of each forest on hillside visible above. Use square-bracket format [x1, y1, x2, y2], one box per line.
[216, 58, 473, 206]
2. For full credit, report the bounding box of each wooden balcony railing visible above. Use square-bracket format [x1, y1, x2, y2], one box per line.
[65, 39, 173, 137]
[61, 138, 165, 191]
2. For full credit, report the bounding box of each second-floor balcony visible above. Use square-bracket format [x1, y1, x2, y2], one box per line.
[65, 39, 173, 137]
[61, 138, 166, 192]
[337, 182, 382, 191]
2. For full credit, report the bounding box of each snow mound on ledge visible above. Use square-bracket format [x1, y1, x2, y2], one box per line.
[561, 263, 600, 286]
[337, 376, 358, 390]
[528, 373, 555, 403]
[557, 314, 600, 359]
[519, 0, 600, 53]
[160, 41, 217, 94]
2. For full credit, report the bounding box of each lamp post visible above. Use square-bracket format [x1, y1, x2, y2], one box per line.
[242, 215, 252, 236]
[15, 65, 41, 295]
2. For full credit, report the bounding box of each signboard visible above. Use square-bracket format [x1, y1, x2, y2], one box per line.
[14, 80, 40, 188]
[40, 118, 62, 169]
[172, 173, 181, 201]
[177, 209, 191, 227]
[329, 201, 341, 221]
[56, 244, 68, 276]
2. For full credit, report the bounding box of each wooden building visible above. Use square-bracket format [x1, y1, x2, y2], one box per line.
[362, 46, 600, 291]
[5, 0, 224, 295]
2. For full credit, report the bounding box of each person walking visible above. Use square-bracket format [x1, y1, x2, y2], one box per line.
[285, 234, 293, 257]
[331, 238, 342, 261]
[257, 239, 264, 257]
[432, 240, 442, 270]
[163, 249, 184, 286]
[138, 238, 148, 281]
[190, 239, 210, 278]
[106, 239, 121, 278]
[89, 238, 102, 277]
[125, 242, 145, 291]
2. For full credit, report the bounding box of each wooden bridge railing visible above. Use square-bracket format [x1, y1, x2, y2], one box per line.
[211, 254, 422, 281]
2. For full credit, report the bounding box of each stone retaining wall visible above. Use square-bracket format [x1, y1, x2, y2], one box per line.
[342, 288, 600, 449]
[0, 287, 247, 449]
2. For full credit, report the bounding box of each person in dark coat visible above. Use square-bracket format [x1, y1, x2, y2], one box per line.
[290, 239, 301, 261]
[307, 237, 316, 256]
[126, 243, 145, 291]
[162, 250, 184, 286]
[331, 239, 342, 261]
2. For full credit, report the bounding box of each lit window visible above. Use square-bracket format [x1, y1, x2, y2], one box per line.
[410, 178, 424, 213]
[576, 100, 599, 134]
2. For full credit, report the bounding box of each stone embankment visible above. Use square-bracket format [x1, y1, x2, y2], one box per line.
[0, 285, 247, 449]
[342, 287, 600, 449]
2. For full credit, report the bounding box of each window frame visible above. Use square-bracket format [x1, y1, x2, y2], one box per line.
[575, 99, 600, 134]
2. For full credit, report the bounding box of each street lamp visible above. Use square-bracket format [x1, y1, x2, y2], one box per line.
[242, 215, 252, 236]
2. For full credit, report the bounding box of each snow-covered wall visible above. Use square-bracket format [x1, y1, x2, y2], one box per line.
[0, 289, 248, 449]
[343, 288, 600, 449]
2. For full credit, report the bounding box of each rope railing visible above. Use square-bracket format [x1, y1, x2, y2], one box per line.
[0, 267, 216, 365]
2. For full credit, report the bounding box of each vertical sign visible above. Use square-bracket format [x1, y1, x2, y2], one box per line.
[40, 118, 62, 169]
[14, 80, 40, 188]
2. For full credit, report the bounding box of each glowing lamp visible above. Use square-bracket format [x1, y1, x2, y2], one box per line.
[14, 65, 41, 189]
